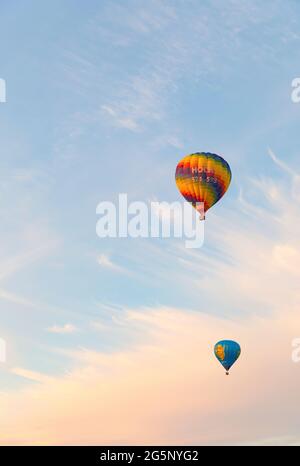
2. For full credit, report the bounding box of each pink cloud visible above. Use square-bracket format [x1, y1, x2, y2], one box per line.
[0, 306, 300, 445]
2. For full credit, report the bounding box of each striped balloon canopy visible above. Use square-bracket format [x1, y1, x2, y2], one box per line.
[175, 152, 232, 220]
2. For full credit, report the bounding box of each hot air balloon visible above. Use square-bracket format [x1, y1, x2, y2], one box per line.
[175, 152, 231, 220]
[214, 340, 241, 375]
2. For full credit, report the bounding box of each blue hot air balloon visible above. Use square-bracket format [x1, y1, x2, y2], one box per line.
[214, 340, 241, 375]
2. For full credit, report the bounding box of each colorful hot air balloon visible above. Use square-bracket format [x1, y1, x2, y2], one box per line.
[175, 152, 231, 220]
[214, 340, 241, 375]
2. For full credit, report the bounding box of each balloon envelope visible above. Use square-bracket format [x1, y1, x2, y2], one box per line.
[214, 340, 241, 374]
[175, 152, 231, 219]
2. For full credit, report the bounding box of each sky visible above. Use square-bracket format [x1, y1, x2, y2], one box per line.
[1, 0, 300, 445]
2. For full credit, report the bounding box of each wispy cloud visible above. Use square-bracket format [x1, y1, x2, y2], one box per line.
[94, 0, 300, 132]
[47, 324, 78, 335]
[101, 105, 139, 131]
[97, 254, 128, 274]
[0, 289, 37, 308]
[10, 367, 54, 384]
[0, 242, 58, 283]
[268, 147, 298, 177]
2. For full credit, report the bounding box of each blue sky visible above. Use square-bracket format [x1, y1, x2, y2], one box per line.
[1, 0, 300, 445]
